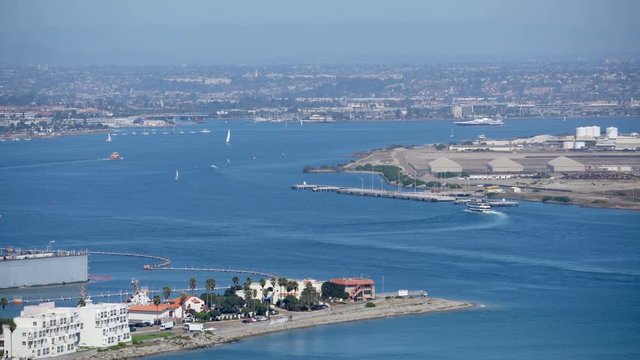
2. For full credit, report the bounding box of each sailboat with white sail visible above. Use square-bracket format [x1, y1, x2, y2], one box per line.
[225, 129, 231, 144]
[175, 169, 179, 181]
[106, 133, 112, 142]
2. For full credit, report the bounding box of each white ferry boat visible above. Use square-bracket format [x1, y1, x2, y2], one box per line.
[465, 201, 492, 213]
[454, 117, 504, 126]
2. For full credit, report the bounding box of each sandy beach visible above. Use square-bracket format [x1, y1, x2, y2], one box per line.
[71, 297, 473, 359]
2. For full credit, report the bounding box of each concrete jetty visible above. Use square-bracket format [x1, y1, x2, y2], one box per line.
[292, 184, 459, 202]
[337, 188, 456, 202]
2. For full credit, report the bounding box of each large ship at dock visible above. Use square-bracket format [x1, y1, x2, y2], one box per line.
[0, 247, 88, 289]
[454, 117, 504, 126]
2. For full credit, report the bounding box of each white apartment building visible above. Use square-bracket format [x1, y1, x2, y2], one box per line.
[1, 302, 81, 359]
[76, 302, 131, 348]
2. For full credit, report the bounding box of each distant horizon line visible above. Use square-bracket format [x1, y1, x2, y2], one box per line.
[1, 56, 639, 68]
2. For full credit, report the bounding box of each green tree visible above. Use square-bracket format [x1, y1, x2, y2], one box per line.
[286, 280, 299, 293]
[232, 276, 240, 293]
[189, 277, 197, 293]
[281, 295, 305, 311]
[321, 281, 348, 300]
[9, 319, 16, 358]
[179, 292, 188, 320]
[270, 277, 277, 300]
[77, 297, 86, 307]
[300, 283, 319, 310]
[163, 287, 172, 303]
[277, 277, 288, 301]
[243, 277, 253, 301]
[205, 278, 216, 308]
[0, 297, 8, 311]
[152, 295, 161, 330]
[259, 278, 267, 303]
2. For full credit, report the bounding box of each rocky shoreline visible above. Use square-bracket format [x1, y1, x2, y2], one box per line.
[74, 297, 473, 359]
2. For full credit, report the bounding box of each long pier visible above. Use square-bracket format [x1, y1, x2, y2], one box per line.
[89, 250, 277, 277]
[293, 183, 458, 202]
[154, 267, 278, 279]
[89, 251, 172, 269]
[337, 188, 456, 202]
[14, 287, 228, 305]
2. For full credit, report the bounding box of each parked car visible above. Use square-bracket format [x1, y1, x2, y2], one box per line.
[242, 318, 256, 324]
[160, 321, 174, 330]
[255, 316, 268, 322]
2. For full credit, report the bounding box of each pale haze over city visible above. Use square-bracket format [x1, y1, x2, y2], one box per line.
[0, 1, 639, 360]
[1, 0, 639, 64]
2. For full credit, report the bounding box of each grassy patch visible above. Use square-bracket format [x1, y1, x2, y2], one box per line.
[97, 342, 129, 352]
[131, 332, 175, 343]
[542, 196, 571, 203]
[355, 163, 460, 188]
[591, 199, 607, 204]
[365, 301, 376, 308]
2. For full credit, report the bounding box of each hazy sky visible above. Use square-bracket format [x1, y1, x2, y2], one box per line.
[1, 0, 638, 65]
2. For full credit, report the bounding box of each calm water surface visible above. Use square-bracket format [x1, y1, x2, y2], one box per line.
[1, 118, 639, 359]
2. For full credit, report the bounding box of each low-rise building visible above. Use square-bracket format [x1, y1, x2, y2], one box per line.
[487, 157, 523, 173]
[128, 303, 176, 323]
[547, 156, 586, 172]
[330, 278, 375, 301]
[428, 157, 462, 173]
[168, 296, 206, 318]
[1, 302, 80, 359]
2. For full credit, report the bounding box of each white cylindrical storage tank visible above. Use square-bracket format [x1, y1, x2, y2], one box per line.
[606, 127, 618, 139]
[592, 126, 601, 137]
[586, 126, 594, 137]
[574, 141, 586, 149]
[576, 127, 587, 138]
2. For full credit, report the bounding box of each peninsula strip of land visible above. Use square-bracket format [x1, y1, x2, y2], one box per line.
[70, 297, 473, 360]
[342, 145, 640, 210]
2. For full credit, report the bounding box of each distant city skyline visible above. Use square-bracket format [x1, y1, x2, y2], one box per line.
[1, 0, 639, 65]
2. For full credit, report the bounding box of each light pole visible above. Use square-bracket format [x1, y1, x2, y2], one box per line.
[360, 177, 364, 190]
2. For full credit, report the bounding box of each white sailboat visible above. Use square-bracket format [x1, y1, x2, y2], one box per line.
[450, 129, 455, 138]
[175, 169, 179, 181]
[106, 133, 112, 142]
[225, 129, 231, 144]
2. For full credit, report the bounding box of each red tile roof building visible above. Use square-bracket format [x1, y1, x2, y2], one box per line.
[330, 278, 375, 301]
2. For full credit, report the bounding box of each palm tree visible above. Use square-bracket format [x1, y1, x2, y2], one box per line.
[277, 277, 288, 301]
[1, 297, 8, 311]
[286, 280, 299, 293]
[9, 319, 16, 358]
[152, 295, 161, 331]
[232, 276, 240, 292]
[189, 277, 197, 293]
[270, 277, 277, 304]
[243, 277, 252, 301]
[162, 287, 172, 303]
[205, 278, 216, 308]
[252, 289, 258, 313]
[259, 278, 267, 303]
[179, 292, 188, 321]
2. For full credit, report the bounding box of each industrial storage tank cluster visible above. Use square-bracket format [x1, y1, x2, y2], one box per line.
[576, 126, 601, 138]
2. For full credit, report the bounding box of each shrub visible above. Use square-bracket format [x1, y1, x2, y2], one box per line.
[365, 302, 376, 308]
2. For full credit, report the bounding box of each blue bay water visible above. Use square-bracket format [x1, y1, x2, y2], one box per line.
[1, 118, 639, 359]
